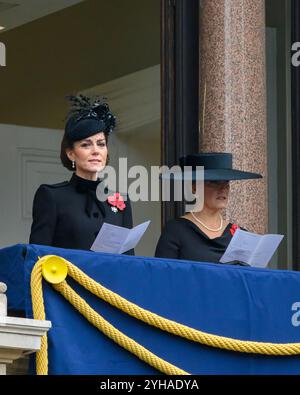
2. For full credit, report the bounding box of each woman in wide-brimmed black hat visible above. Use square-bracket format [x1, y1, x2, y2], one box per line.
[29, 95, 133, 252]
[155, 152, 262, 264]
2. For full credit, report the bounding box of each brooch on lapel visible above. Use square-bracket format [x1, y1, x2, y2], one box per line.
[230, 224, 240, 236]
[107, 192, 126, 213]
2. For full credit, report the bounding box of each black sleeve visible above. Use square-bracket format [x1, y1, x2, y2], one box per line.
[155, 221, 181, 259]
[122, 196, 135, 256]
[29, 186, 57, 246]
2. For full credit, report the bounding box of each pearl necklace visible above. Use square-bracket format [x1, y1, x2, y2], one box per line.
[190, 211, 223, 232]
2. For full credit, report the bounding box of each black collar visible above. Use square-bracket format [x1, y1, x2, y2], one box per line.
[70, 173, 101, 192]
[70, 173, 106, 218]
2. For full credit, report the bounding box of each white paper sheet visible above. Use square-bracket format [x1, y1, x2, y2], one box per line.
[219, 229, 284, 268]
[90, 220, 150, 254]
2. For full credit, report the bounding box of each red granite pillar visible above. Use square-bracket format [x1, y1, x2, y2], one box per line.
[199, 0, 267, 233]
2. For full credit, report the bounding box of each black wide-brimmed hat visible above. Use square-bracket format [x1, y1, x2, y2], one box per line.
[161, 152, 262, 181]
[65, 95, 116, 142]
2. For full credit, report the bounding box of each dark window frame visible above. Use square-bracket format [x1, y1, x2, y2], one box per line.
[292, 0, 300, 270]
[160, 0, 200, 226]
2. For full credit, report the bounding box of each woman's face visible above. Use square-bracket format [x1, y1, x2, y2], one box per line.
[66, 132, 108, 177]
[203, 180, 230, 210]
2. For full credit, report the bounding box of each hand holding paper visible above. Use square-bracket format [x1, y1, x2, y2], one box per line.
[90, 221, 150, 254]
[220, 229, 284, 268]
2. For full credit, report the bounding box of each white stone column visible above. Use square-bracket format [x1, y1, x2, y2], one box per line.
[0, 282, 51, 375]
[0, 282, 7, 374]
[0, 282, 7, 317]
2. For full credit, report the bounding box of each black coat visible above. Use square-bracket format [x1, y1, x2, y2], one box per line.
[29, 173, 134, 254]
[155, 218, 238, 263]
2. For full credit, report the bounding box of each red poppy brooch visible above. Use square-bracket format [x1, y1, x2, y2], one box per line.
[230, 224, 240, 236]
[107, 193, 126, 213]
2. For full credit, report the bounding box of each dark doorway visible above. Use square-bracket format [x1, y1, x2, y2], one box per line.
[292, 0, 300, 270]
[161, 0, 200, 225]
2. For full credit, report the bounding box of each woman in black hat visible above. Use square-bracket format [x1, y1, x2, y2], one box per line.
[29, 95, 134, 253]
[155, 153, 261, 264]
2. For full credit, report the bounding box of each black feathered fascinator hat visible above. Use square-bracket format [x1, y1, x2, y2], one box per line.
[65, 94, 116, 142]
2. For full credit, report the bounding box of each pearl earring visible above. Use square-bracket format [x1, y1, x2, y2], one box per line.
[72, 160, 75, 169]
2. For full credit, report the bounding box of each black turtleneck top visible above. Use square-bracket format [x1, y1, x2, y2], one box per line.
[29, 173, 134, 253]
